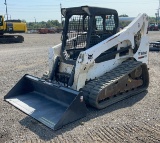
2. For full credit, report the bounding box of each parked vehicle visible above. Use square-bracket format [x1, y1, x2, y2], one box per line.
[148, 23, 159, 31]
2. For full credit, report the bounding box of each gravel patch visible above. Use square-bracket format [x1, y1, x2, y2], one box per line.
[0, 32, 160, 143]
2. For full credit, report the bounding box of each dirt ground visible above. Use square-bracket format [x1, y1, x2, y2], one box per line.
[0, 32, 160, 143]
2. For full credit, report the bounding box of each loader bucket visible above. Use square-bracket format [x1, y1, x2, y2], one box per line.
[4, 75, 87, 130]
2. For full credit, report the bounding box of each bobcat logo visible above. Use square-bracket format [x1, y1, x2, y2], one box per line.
[138, 51, 147, 59]
[138, 51, 147, 55]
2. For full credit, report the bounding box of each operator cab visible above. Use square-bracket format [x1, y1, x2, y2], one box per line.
[61, 6, 119, 61]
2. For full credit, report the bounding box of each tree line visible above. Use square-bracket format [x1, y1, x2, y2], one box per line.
[22, 15, 156, 30]
[22, 20, 62, 29]
[119, 14, 157, 28]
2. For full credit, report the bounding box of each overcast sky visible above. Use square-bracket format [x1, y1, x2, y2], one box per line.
[0, 0, 159, 22]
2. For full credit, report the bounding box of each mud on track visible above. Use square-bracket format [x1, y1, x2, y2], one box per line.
[0, 32, 160, 143]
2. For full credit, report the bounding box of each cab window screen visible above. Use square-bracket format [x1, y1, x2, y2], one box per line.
[105, 15, 115, 30]
[65, 15, 88, 50]
[0, 16, 3, 26]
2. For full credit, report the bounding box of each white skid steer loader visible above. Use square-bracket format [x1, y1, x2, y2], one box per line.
[5, 6, 149, 130]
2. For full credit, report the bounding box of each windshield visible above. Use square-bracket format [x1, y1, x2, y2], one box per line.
[65, 15, 89, 50]
[63, 14, 89, 60]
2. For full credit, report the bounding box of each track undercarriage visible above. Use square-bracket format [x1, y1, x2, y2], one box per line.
[0, 35, 24, 43]
[82, 60, 149, 109]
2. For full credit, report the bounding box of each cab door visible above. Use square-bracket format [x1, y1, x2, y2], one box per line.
[0, 16, 4, 34]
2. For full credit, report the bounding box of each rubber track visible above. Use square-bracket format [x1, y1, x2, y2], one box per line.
[0, 35, 24, 43]
[81, 60, 148, 109]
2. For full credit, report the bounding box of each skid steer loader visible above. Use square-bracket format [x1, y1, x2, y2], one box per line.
[4, 6, 149, 130]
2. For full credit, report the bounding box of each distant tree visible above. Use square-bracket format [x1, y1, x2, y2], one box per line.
[119, 14, 129, 17]
[46, 20, 61, 28]
[26, 20, 62, 29]
[149, 17, 156, 23]
[21, 19, 26, 23]
[27, 22, 34, 29]
[119, 14, 130, 28]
